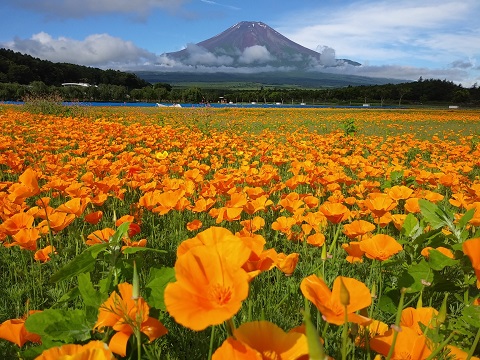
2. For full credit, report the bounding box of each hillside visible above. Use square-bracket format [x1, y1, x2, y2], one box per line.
[0, 48, 150, 89]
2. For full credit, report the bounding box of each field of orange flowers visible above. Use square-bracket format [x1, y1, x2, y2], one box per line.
[1, 105, 480, 359]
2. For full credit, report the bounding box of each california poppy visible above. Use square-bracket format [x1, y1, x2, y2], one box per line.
[164, 243, 249, 331]
[359, 234, 403, 261]
[212, 337, 262, 360]
[462, 237, 480, 288]
[341, 242, 365, 263]
[84, 210, 103, 225]
[275, 252, 300, 276]
[94, 282, 167, 357]
[370, 326, 431, 360]
[343, 220, 376, 240]
[319, 202, 350, 224]
[300, 275, 371, 325]
[214, 321, 309, 360]
[34, 245, 56, 262]
[35, 340, 113, 360]
[0, 311, 41, 347]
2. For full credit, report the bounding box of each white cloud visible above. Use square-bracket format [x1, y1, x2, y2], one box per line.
[182, 43, 234, 66]
[238, 46, 274, 64]
[279, 0, 480, 64]
[2, 32, 156, 67]
[8, 0, 189, 19]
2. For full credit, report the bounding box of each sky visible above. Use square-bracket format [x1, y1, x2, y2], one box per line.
[1, 0, 479, 87]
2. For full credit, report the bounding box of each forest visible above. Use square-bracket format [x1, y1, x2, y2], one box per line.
[1, 48, 479, 105]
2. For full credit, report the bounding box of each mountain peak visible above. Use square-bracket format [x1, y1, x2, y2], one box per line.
[163, 21, 360, 69]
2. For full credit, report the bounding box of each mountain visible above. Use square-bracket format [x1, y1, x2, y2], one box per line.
[162, 21, 360, 69]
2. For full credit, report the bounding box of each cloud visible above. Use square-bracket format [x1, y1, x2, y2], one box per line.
[2, 32, 156, 67]
[8, 0, 189, 19]
[181, 43, 234, 66]
[450, 59, 475, 69]
[316, 46, 336, 66]
[199, 0, 240, 10]
[278, 0, 480, 65]
[238, 46, 274, 64]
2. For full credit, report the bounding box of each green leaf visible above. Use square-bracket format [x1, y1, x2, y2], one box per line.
[110, 221, 130, 246]
[419, 199, 448, 230]
[121, 247, 167, 255]
[25, 309, 92, 343]
[50, 243, 108, 283]
[378, 290, 400, 314]
[461, 305, 480, 328]
[390, 170, 404, 183]
[55, 286, 80, 305]
[401, 213, 420, 238]
[145, 267, 175, 311]
[427, 249, 458, 271]
[78, 272, 103, 308]
[457, 208, 475, 230]
[398, 260, 433, 293]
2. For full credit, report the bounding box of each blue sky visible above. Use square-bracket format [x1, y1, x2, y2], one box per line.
[1, 0, 479, 86]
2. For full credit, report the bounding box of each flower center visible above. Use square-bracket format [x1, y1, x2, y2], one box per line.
[208, 284, 232, 305]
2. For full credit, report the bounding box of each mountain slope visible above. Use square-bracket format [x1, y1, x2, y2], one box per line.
[163, 21, 359, 69]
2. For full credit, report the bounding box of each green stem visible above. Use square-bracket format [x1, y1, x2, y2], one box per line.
[327, 223, 342, 255]
[466, 327, 480, 360]
[425, 331, 456, 360]
[386, 289, 406, 360]
[342, 306, 349, 360]
[207, 325, 216, 360]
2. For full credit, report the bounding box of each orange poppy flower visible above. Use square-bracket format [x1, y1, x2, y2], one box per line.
[462, 237, 480, 288]
[404, 197, 421, 213]
[86, 228, 116, 246]
[370, 326, 431, 360]
[38, 212, 76, 233]
[300, 275, 372, 325]
[244, 195, 274, 215]
[271, 216, 297, 234]
[387, 185, 414, 201]
[34, 245, 56, 262]
[343, 220, 376, 239]
[420, 246, 454, 259]
[35, 340, 113, 360]
[7, 168, 40, 204]
[186, 219, 203, 231]
[121, 238, 147, 252]
[191, 197, 216, 213]
[215, 206, 243, 223]
[5, 228, 40, 250]
[214, 321, 309, 360]
[240, 216, 265, 233]
[1, 212, 35, 236]
[400, 307, 439, 334]
[213, 337, 262, 360]
[446, 345, 480, 360]
[164, 243, 250, 331]
[364, 193, 397, 218]
[242, 248, 277, 281]
[359, 234, 403, 261]
[391, 214, 408, 231]
[275, 252, 299, 276]
[0, 311, 41, 347]
[94, 282, 167, 357]
[56, 197, 90, 217]
[176, 227, 251, 263]
[84, 210, 103, 225]
[306, 232, 325, 247]
[341, 242, 365, 263]
[319, 202, 350, 224]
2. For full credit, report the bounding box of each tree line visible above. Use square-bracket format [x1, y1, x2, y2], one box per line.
[0, 48, 150, 89]
[1, 48, 479, 105]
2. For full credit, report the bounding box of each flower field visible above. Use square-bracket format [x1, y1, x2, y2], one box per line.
[1, 105, 480, 359]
